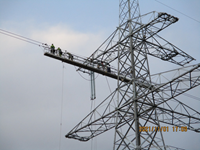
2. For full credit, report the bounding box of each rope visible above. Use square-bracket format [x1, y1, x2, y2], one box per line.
[105, 77, 112, 93]
[74, 66, 99, 81]
[59, 63, 65, 150]
[182, 93, 200, 102]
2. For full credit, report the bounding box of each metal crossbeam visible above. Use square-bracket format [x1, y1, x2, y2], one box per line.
[44, 50, 158, 90]
[65, 64, 200, 141]
[85, 12, 194, 67]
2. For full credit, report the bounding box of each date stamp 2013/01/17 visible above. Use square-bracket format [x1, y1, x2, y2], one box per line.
[139, 126, 187, 132]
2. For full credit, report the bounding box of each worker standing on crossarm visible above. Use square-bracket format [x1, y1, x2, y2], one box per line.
[57, 47, 62, 56]
[50, 44, 55, 54]
[107, 63, 111, 73]
[67, 52, 73, 60]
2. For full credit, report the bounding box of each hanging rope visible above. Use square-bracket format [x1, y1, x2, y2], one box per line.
[105, 77, 112, 93]
[59, 63, 65, 150]
[74, 66, 99, 81]
[182, 93, 200, 102]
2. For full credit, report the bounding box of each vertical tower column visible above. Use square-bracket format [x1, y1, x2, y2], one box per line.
[128, 0, 141, 149]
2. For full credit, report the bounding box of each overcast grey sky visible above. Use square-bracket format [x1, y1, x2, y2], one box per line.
[0, 0, 200, 150]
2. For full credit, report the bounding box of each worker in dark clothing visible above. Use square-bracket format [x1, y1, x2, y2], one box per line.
[57, 47, 62, 56]
[107, 63, 111, 73]
[101, 61, 105, 70]
[50, 44, 55, 54]
[67, 52, 73, 60]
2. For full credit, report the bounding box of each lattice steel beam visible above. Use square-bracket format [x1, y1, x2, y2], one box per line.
[65, 64, 200, 141]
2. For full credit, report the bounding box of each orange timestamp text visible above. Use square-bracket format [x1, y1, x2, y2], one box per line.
[139, 126, 187, 132]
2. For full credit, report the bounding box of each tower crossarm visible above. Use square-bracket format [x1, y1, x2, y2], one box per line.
[44, 46, 123, 79]
[65, 64, 200, 141]
[120, 63, 200, 130]
[122, 63, 200, 108]
[44, 48, 158, 90]
[44, 49, 133, 82]
[133, 34, 195, 66]
[84, 12, 194, 68]
[84, 12, 180, 64]
[65, 89, 119, 141]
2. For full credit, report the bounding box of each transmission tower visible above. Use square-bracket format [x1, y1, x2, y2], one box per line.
[44, 0, 200, 149]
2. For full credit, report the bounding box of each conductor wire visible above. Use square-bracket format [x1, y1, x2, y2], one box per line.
[0, 31, 41, 46]
[0, 28, 47, 47]
[0, 28, 43, 44]
[155, 0, 200, 23]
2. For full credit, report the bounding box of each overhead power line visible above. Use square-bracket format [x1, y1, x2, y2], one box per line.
[155, 0, 200, 23]
[183, 93, 200, 102]
[0, 29, 42, 44]
[0, 28, 46, 47]
[0, 31, 40, 46]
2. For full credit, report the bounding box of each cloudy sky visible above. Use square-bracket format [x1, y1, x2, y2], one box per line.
[0, 0, 200, 150]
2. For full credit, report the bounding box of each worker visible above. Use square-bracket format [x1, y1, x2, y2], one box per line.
[57, 47, 62, 56]
[97, 60, 101, 69]
[101, 61, 104, 70]
[107, 63, 111, 73]
[50, 44, 55, 54]
[143, 34, 146, 40]
[64, 50, 67, 57]
[67, 52, 73, 60]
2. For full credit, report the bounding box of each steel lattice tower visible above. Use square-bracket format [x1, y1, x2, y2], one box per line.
[44, 0, 200, 149]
